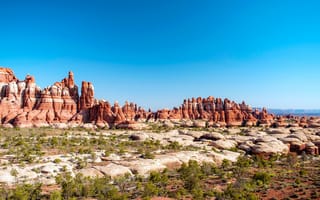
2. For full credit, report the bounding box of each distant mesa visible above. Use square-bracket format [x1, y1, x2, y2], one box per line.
[0, 67, 318, 129]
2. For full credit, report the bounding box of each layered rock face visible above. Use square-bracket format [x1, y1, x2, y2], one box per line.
[0, 68, 80, 127]
[155, 97, 274, 127]
[0, 66, 317, 129]
[0, 67, 151, 128]
[87, 100, 150, 128]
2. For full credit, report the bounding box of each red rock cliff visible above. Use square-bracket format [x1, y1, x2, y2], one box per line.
[0, 66, 293, 128]
[154, 96, 273, 127]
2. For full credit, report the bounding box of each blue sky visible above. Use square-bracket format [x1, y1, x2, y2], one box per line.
[0, 0, 320, 109]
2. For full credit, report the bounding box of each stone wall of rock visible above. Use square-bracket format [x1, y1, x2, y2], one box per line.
[154, 96, 274, 127]
[87, 100, 150, 128]
[0, 66, 318, 129]
[0, 67, 79, 127]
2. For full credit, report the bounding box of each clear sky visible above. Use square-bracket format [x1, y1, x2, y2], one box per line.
[0, 0, 319, 110]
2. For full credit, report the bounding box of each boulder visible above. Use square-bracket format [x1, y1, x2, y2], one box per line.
[41, 163, 61, 176]
[238, 141, 255, 152]
[119, 159, 166, 176]
[168, 134, 194, 146]
[280, 137, 302, 144]
[77, 168, 104, 178]
[305, 142, 319, 155]
[94, 163, 133, 178]
[255, 135, 278, 143]
[289, 141, 306, 153]
[129, 132, 150, 141]
[181, 120, 194, 127]
[251, 139, 289, 156]
[287, 132, 308, 142]
[211, 139, 237, 150]
[231, 135, 255, 144]
[154, 155, 183, 169]
[163, 120, 175, 128]
[193, 120, 207, 128]
[180, 130, 204, 138]
[266, 128, 291, 135]
[199, 132, 225, 141]
[309, 123, 320, 128]
[169, 151, 214, 164]
[210, 150, 241, 164]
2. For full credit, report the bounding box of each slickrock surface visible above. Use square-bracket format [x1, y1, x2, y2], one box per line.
[0, 126, 319, 186]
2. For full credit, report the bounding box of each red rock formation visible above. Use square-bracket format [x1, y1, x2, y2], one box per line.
[0, 66, 315, 129]
[122, 101, 136, 121]
[256, 108, 274, 126]
[79, 81, 94, 110]
[299, 117, 308, 127]
[80, 97, 151, 128]
[155, 97, 272, 127]
[94, 101, 114, 124]
[0, 68, 81, 127]
[22, 75, 40, 111]
[0, 67, 17, 83]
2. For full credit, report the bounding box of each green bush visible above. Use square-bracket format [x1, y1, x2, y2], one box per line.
[201, 162, 218, 176]
[142, 182, 159, 198]
[10, 183, 42, 200]
[141, 151, 155, 159]
[53, 158, 62, 164]
[166, 141, 182, 150]
[50, 190, 62, 200]
[178, 160, 203, 196]
[253, 171, 272, 186]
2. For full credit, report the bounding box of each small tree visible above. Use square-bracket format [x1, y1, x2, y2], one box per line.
[253, 171, 272, 186]
[178, 160, 203, 198]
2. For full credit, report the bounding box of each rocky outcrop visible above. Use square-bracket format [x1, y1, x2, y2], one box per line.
[0, 67, 152, 128]
[155, 96, 273, 127]
[0, 68, 17, 83]
[0, 66, 317, 129]
[13, 72, 79, 127]
[0, 67, 79, 127]
[79, 81, 94, 110]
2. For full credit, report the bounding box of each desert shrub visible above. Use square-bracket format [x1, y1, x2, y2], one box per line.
[178, 160, 204, 198]
[142, 182, 159, 198]
[253, 171, 272, 186]
[53, 158, 62, 164]
[233, 156, 253, 178]
[149, 170, 168, 188]
[221, 159, 231, 169]
[114, 173, 132, 193]
[166, 141, 182, 150]
[55, 172, 126, 200]
[216, 184, 258, 200]
[50, 191, 62, 200]
[253, 154, 278, 168]
[236, 156, 253, 168]
[75, 158, 88, 169]
[191, 187, 204, 200]
[141, 151, 155, 159]
[201, 162, 218, 176]
[9, 183, 42, 200]
[284, 153, 298, 168]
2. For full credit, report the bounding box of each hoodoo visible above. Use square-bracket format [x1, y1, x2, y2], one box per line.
[0, 67, 311, 128]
